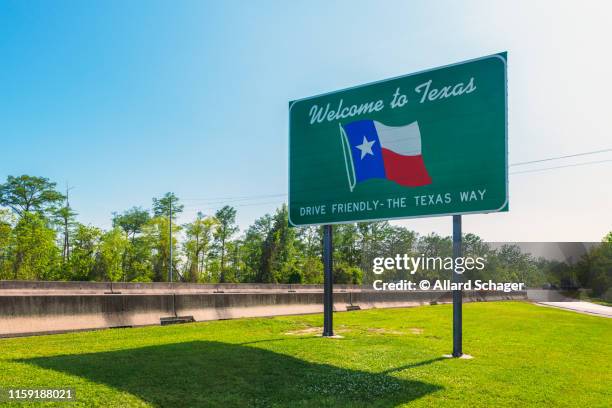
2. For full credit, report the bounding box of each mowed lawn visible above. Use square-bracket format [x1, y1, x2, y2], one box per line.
[0, 302, 610, 407]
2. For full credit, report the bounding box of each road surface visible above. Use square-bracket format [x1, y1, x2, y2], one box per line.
[537, 301, 612, 318]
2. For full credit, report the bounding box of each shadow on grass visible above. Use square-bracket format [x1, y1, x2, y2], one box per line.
[20, 341, 442, 407]
[381, 357, 446, 374]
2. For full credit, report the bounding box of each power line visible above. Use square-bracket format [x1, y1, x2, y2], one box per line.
[179, 155, 612, 210]
[182, 200, 285, 210]
[510, 148, 611, 166]
[173, 148, 612, 207]
[509, 159, 612, 175]
[184, 156, 612, 206]
[182, 193, 286, 203]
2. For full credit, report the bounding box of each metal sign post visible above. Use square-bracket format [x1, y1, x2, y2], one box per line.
[322, 224, 334, 337]
[452, 215, 463, 357]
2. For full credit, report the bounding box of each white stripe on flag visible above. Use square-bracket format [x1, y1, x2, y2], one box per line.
[374, 121, 422, 156]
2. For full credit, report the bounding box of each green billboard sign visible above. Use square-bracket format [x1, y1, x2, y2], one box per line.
[289, 52, 508, 226]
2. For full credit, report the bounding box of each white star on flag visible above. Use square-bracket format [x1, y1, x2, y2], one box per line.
[356, 136, 375, 159]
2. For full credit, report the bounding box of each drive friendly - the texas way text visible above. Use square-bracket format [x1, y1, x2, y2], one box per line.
[299, 189, 487, 217]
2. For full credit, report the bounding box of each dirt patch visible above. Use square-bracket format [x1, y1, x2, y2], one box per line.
[367, 328, 405, 335]
[284, 327, 322, 335]
[284, 326, 349, 335]
[409, 328, 424, 334]
[365, 327, 423, 335]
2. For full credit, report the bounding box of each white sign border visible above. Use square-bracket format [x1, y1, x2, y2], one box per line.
[288, 52, 508, 227]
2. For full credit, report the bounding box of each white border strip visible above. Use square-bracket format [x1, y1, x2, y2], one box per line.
[338, 123, 356, 192]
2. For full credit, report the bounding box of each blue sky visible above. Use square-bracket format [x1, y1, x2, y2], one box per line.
[1, 0, 611, 241]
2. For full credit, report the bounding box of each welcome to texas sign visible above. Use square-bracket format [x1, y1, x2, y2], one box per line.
[289, 52, 508, 226]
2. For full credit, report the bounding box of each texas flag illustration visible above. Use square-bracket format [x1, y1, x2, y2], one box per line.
[340, 119, 432, 191]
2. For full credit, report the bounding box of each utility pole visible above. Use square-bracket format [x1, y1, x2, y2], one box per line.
[169, 199, 173, 283]
[63, 184, 74, 263]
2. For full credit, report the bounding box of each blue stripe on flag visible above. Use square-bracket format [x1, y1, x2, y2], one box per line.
[343, 120, 386, 183]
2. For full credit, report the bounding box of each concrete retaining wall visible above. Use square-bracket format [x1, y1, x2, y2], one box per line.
[0, 281, 527, 337]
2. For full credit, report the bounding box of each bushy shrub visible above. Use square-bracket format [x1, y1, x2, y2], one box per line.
[334, 262, 362, 284]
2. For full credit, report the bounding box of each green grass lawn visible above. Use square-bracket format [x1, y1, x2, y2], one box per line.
[0, 301, 610, 407]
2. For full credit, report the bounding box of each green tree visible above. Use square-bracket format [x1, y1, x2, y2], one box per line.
[0, 175, 65, 280]
[300, 256, 323, 284]
[295, 226, 321, 258]
[226, 239, 244, 282]
[414, 233, 452, 281]
[0, 175, 64, 216]
[259, 205, 298, 283]
[461, 234, 494, 281]
[213, 206, 239, 283]
[54, 204, 78, 264]
[334, 224, 361, 267]
[485, 244, 542, 286]
[143, 216, 180, 281]
[12, 212, 60, 280]
[152, 192, 184, 219]
[112, 207, 151, 241]
[69, 223, 102, 281]
[112, 207, 152, 280]
[0, 209, 15, 279]
[574, 238, 612, 298]
[241, 213, 273, 282]
[294, 225, 323, 284]
[125, 234, 155, 282]
[151, 193, 183, 281]
[357, 222, 396, 283]
[96, 228, 128, 282]
[334, 262, 363, 284]
[379, 225, 417, 281]
[183, 212, 217, 282]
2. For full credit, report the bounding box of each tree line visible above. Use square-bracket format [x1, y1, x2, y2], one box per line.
[0, 175, 610, 299]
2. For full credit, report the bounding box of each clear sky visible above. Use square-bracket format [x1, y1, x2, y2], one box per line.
[1, 0, 610, 241]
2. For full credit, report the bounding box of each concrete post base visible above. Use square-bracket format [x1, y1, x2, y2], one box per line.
[442, 354, 473, 359]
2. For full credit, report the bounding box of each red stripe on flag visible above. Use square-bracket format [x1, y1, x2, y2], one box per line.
[381, 148, 432, 187]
